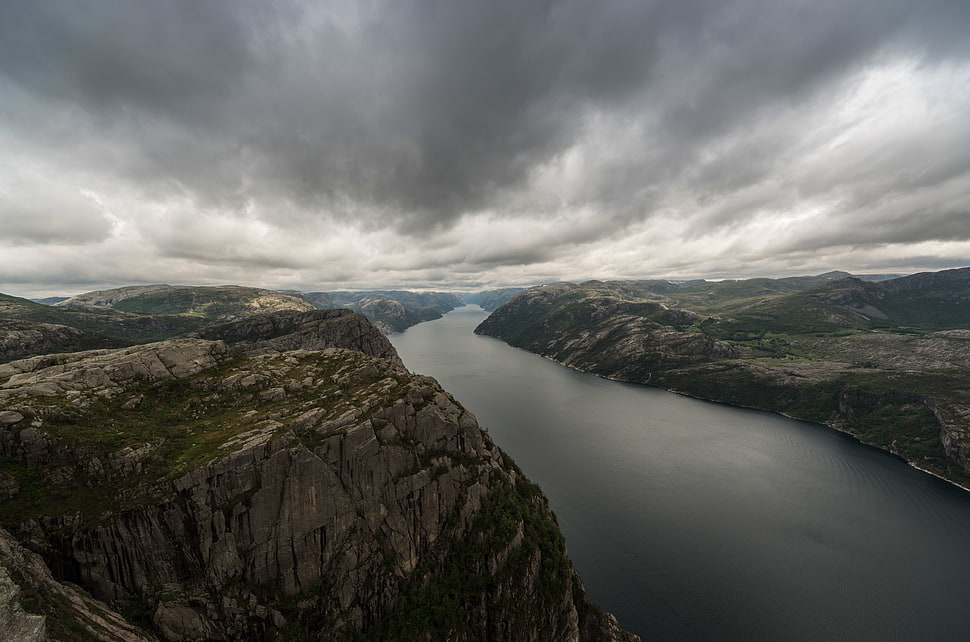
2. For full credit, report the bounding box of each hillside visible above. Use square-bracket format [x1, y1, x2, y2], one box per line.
[467, 288, 527, 311]
[57, 285, 316, 321]
[49, 285, 465, 335]
[670, 268, 970, 337]
[476, 269, 970, 488]
[0, 310, 636, 641]
[0, 292, 202, 349]
[311, 291, 466, 333]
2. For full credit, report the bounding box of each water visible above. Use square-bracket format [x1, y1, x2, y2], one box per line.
[390, 306, 970, 641]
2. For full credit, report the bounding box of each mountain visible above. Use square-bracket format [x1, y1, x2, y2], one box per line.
[309, 291, 466, 333]
[476, 269, 970, 488]
[0, 310, 636, 641]
[466, 288, 527, 311]
[0, 283, 466, 366]
[31, 284, 467, 338]
[57, 284, 316, 321]
[0, 292, 202, 349]
[696, 267, 970, 338]
[29, 297, 69, 306]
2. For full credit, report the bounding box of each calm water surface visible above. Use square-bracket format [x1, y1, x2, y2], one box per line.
[390, 306, 970, 641]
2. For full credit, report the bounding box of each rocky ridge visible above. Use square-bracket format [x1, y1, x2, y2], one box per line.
[0, 319, 125, 365]
[56, 285, 316, 323]
[0, 311, 637, 640]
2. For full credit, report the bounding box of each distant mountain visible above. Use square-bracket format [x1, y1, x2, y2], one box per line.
[0, 291, 201, 349]
[701, 267, 970, 338]
[57, 284, 315, 321]
[466, 288, 527, 311]
[476, 268, 970, 489]
[30, 296, 69, 306]
[305, 290, 465, 332]
[0, 284, 467, 363]
[807, 267, 970, 329]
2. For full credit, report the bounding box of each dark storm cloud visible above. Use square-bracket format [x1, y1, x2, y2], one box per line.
[1, 0, 969, 293]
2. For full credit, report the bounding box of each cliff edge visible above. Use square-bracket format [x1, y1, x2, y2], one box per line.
[0, 311, 637, 640]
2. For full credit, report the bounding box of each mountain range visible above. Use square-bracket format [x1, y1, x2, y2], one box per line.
[476, 267, 970, 489]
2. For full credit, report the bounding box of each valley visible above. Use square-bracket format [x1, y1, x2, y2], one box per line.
[475, 268, 970, 488]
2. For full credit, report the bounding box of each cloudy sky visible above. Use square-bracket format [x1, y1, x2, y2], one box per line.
[1, 0, 969, 297]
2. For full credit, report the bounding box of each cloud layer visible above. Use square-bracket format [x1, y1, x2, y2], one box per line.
[1, 0, 969, 296]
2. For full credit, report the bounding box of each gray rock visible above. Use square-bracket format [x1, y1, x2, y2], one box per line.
[0, 311, 636, 641]
[0, 411, 23, 426]
[0, 526, 153, 641]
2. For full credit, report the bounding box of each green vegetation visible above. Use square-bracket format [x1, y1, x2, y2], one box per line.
[0, 350, 407, 526]
[110, 286, 311, 320]
[0, 292, 203, 345]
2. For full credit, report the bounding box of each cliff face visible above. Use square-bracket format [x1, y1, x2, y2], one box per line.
[0, 312, 637, 641]
[314, 291, 467, 334]
[0, 526, 154, 642]
[194, 309, 404, 365]
[475, 283, 738, 380]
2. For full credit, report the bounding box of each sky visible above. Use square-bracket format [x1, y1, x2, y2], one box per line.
[1, 0, 969, 298]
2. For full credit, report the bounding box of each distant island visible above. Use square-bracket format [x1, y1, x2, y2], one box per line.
[476, 267, 970, 490]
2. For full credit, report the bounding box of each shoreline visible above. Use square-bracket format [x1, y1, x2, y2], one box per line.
[496, 338, 970, 495]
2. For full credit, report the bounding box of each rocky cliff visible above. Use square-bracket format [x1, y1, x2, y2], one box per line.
[193, 309, 403, 365]
[476, 277, 970, 489]
[475, 283, 738, 379]
[0, 525, 154, 641]
[0, 312, 637, 640]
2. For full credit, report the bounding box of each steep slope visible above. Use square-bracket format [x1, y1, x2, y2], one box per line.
[476, 275, 970, 488]
[476, 282, 737, 380]
[310, 291, 466, 333]
[0, 314, 636, 640]
[194, 309, 404, 364]
[468, 288, 527, 312]
[0, 526, 153, 641]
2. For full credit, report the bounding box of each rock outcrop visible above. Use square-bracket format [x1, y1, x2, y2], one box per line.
[0, 318, 637, 640]
[0, 526, 154, 641]
[195, 309, 403, 365]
